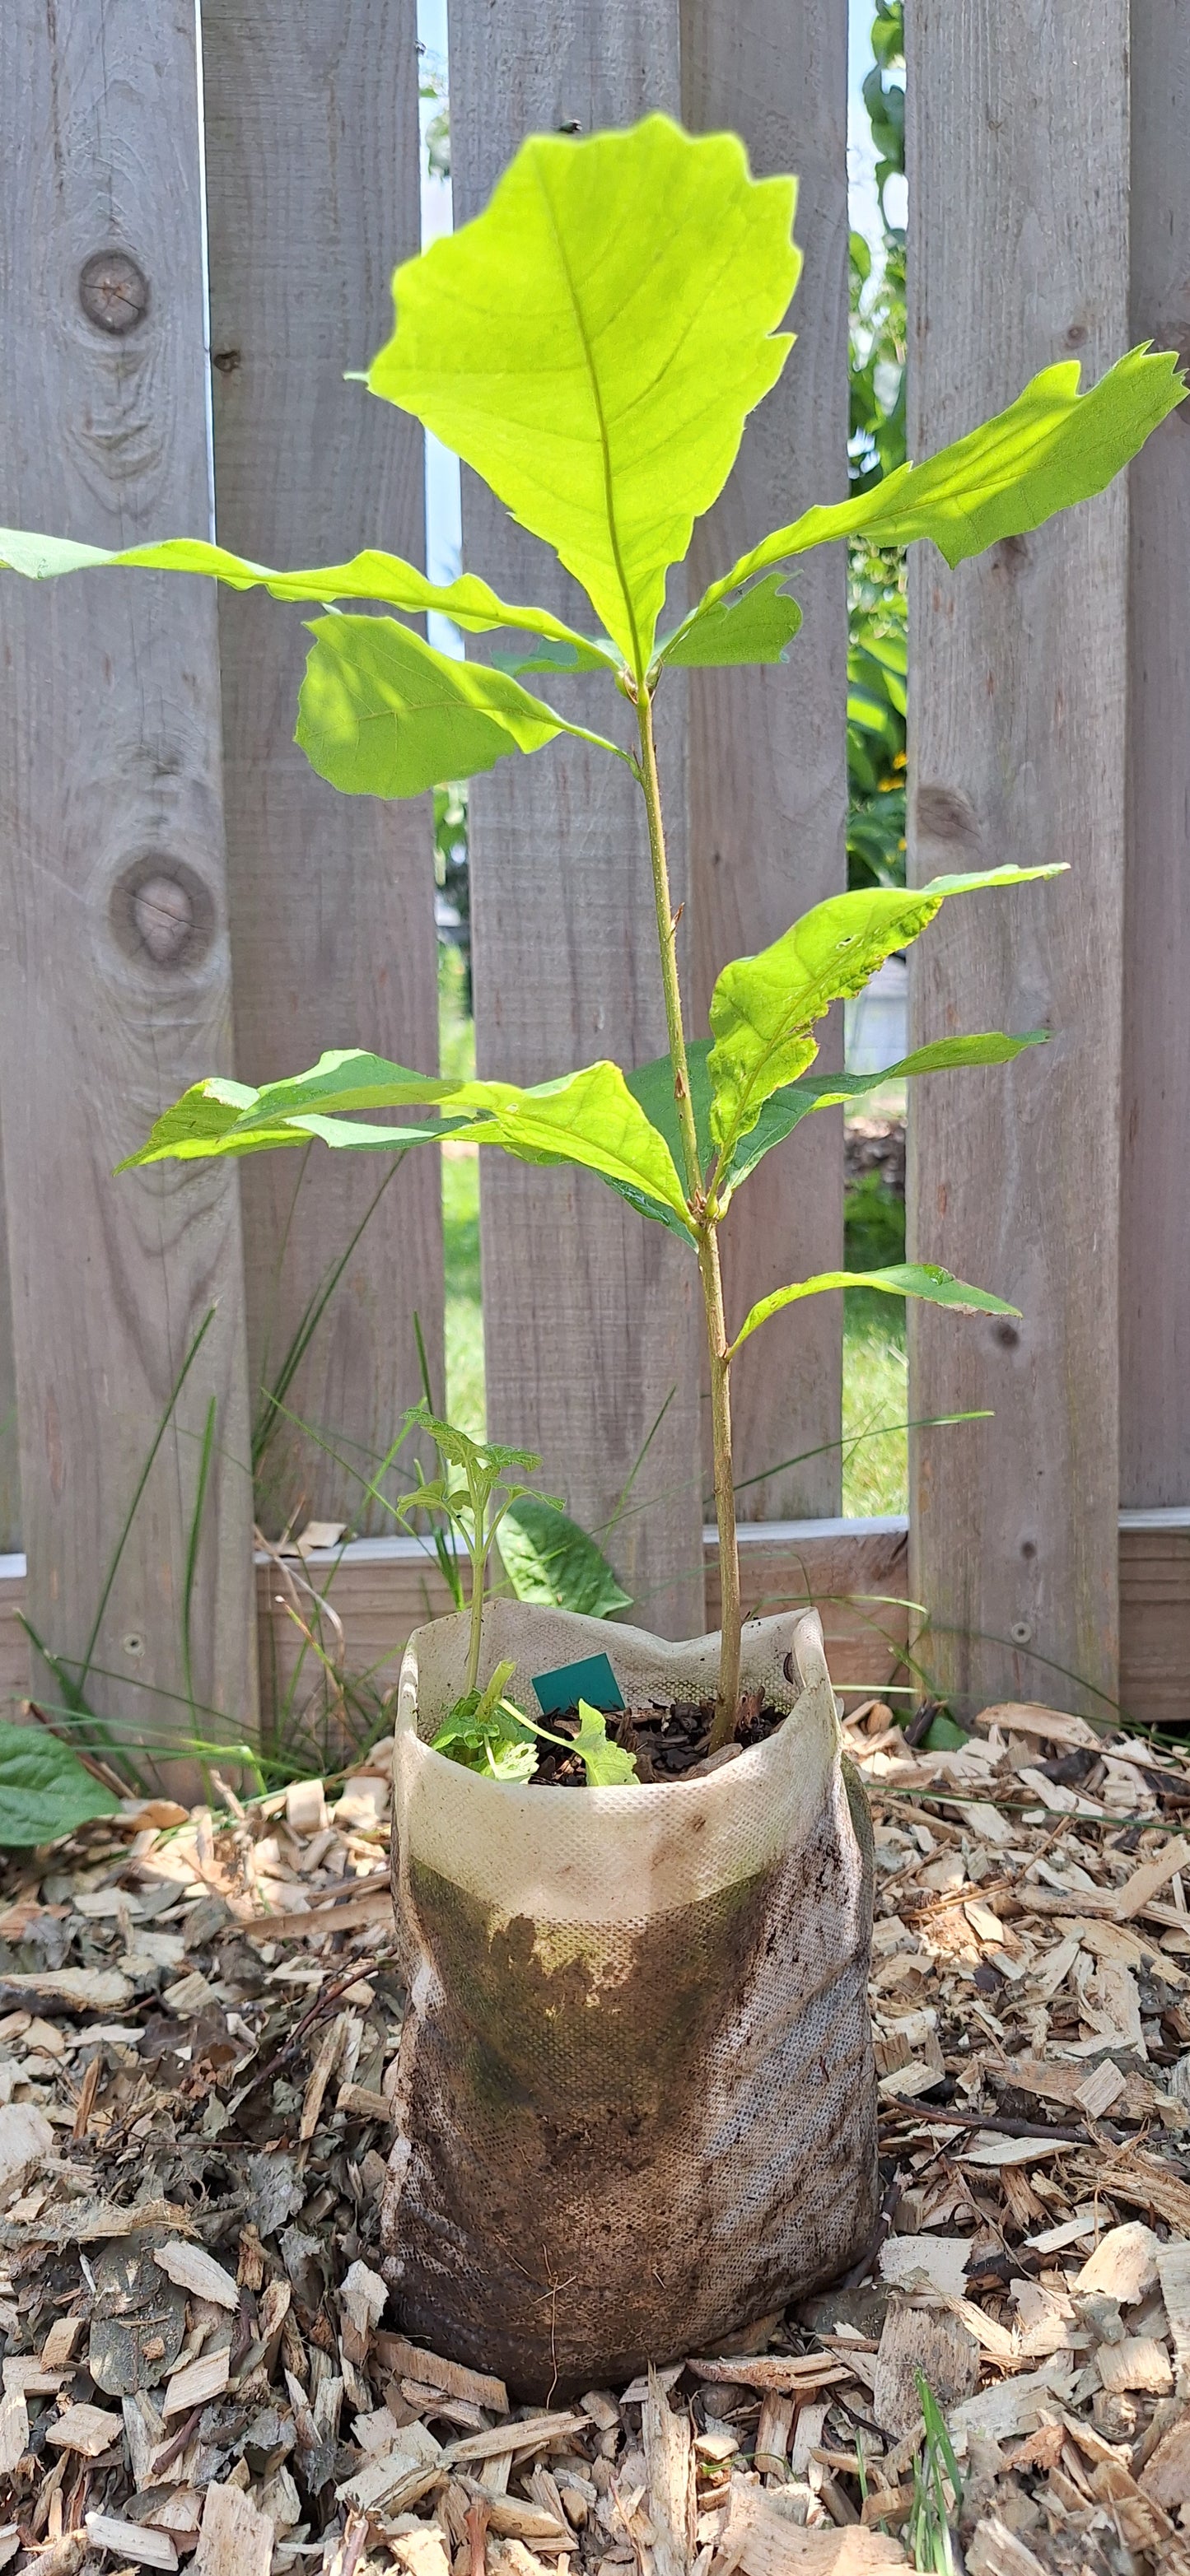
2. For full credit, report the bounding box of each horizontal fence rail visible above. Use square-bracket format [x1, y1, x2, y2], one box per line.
[0, 0, 1187, 1756]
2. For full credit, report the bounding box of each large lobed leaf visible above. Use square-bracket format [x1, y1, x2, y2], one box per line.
[671, 346, 1185, 660]
[124, 1052, 693, 1234]
[730, 1262, 1020, 1353]
[368, 114, 800, 673]
[296, 615, 623, 799]
[707, 867, 1064, 1162]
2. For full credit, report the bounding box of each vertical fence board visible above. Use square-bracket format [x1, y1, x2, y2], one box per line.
[0, 0, 257, 1745]
[683, 0, 849, 1521]
[450, 3, 705, 1639]
[0, 1165, 17, 1554]
[1121, 2, 1190, 1516]
[202, 0, 441, 1540]
[906, 2, 1128, 1718]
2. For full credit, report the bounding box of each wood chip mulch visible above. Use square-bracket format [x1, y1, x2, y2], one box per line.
[0, 1698, 1188, 2574]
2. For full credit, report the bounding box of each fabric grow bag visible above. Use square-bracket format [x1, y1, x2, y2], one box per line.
[380, 1600, 877, 2397]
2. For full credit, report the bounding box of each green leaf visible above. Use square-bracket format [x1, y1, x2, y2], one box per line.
[0, 1726, 120, 1847]
[497, 1496, 632, 1618]
[707, 869, 1063, 1162]
[730, 1262, 1020, 1355]
[678, 346, 1185, 652]
[367, 114, 800, 673]
[124, 1051, 695, 1234]
[295, 615, 623, 799]
[655, 573, 802, 670]
[122, 1068, 453, 1172]
[721, 1029, 1049, 1195]
[490, 634, 620, 677]
[0, 527, 610, 663]
[573, 1701, 639, 1786]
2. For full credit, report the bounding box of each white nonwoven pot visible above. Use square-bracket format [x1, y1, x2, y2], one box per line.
[380, 1600, 877, 2398]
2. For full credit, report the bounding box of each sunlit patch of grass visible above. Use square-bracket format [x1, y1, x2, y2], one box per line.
[842, 1291, 908, 1518]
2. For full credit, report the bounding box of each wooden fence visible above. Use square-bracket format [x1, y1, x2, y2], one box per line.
[0, 0, 1188, 1757]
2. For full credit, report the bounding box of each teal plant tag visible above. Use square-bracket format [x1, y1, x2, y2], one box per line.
[530, 1652, 623, 1717]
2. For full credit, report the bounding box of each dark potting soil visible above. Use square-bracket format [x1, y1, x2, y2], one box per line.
[529, 1687, 791, 1786]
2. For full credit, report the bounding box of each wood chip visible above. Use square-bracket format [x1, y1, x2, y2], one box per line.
[376, 2336, 508, 2414]
[300, 2014, 349, 2141]
[1075, 2058, 1128, 2119]
[1075, 2222, 1160, 2304]
[446, 2413, 586, 2466]
[879, 2236, 970, 2298]
[0, 2102, 54, 2203]
[1095, 2334, 1174, 2394]
[0, 2387, 27, 2477]
[40, 2317, 84, 2369]
[1140, 2410, 1190, 2508]
[162, 2345, 230, 2418]
[1114, 1835, 1190, 1920]
[964, 2519, 1048, 2576]
[152, 2242, 240, 2310]
[194, 2484, 274, 2576]
[754, 2393, 795, 2476]
[85, 2513, 178, 2570]
[688, 2355, 849, 2394]
[712, 2481, 906, 2571]
[1158, 2238, 1190, 2377]
[873, 2302, 978, 2436]
[642, 2366, 693, 2576]
[47, 2402, 123, 2457]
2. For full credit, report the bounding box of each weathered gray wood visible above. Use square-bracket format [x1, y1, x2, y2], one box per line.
[905, 1, 1129, 1717]
[683, 0, 849, 1521]
[202, 0, 441, 1538]
[0, 0, 257, 1749]
[1120, 2, 1190, 1510]
[450, 3, 705, 1638]
[0, 1161, 17, 1554]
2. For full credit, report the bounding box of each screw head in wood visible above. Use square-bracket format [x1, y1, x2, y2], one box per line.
[78, 249, 150, 335]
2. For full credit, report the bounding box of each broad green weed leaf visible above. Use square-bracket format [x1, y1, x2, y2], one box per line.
[296, 615, 623, 799]
[707, 869, 1063, 1162]
[721, 1030, 1049, 1194]
[368, 115, 799, 672]
[573, 1701, 639, 1786]
[656, 573, 802, 670]
[497, 1496, 632, 1618]
[0, 528, 608, 661]
[678, 347, 1185, 650]
[0, 1726, 120, 1847]
[730, 1262, 1020, 1353]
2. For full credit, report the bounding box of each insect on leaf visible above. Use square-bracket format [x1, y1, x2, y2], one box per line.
[368, 114, 800, 672]
[707, 868, 1064, 1163]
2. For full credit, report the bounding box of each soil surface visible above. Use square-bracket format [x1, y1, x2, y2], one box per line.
[529, 1692, 790, 1786]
